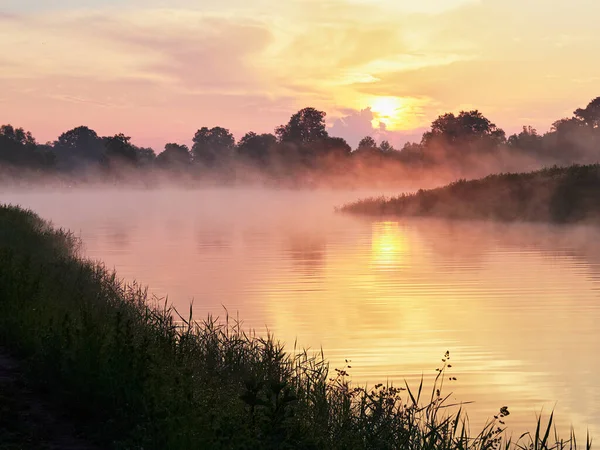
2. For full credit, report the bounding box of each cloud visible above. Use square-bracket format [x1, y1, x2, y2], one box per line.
[0, 12, 165, 82]
[0, 10, 274, 88]
[105, 15, 273, 93]
[329, 108, 379, 144]
[0, 11, 20, 20]
[342, 0, 480, 14]
[329, 108, 426, 149]
[3, 0, 600, 148]
[0, 8, 294, 148]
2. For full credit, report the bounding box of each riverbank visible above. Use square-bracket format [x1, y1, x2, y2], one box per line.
[340, 164, 600, 223]
[0, 205, 590, 449]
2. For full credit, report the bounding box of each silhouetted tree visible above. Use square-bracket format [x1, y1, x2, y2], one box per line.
[574, 97, 600, 129]
[353, 136, 383, 162]
[275, 108, 328, 144]
[273, 108, 336, 171]
[34, 143, 57, 168]
[136, 147, 156, 166]
[420, 111, 506, 169]
[422, 111, 506, 147]
[0, 125, 30, 165]
[0, 125, 54, 169]
[156, 143, 191, 170]
[192, 127, 235, 168]
[398, 142, 424, 164]
[357, 136, 377, 151]
[54, 126, 104, 167]
[507, 126, 544, 151]
[551, 117, 584, 134]
[3, 95, 600, 185]
[321, 136, 352, 157]
[102, 134, 138, 165]
[379, 140, 395, 153]
[307, 136, 352, 171]
[0, 125, 35, 147]
[545, 117, 593, 162]
[236, 132, 277, 166]
[353, 136, 388, 167]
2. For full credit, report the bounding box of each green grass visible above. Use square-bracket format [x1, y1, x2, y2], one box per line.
[0, 204, 592, 449]
[339, 164, 600, 223]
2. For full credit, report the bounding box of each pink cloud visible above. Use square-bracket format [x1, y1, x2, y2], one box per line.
[329, 108, 426, 149]
[100, 17, 273, 92]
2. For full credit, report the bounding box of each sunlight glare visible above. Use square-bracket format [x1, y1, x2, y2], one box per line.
[370, 96, 404, 130]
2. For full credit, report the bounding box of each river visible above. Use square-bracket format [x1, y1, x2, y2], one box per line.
[4, 186, 600, 438]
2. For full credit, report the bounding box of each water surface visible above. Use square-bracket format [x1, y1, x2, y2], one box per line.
[4, 187, 600, 437]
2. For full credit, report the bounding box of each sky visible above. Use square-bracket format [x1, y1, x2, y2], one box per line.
[1, 0, 599, 150]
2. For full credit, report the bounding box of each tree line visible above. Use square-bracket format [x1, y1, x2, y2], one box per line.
[2, 97, 599, 186]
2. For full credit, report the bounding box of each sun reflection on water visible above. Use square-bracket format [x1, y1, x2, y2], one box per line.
[371, 221, 408, 269]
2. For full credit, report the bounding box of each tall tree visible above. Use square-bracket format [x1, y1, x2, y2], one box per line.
[304, 136, 352, 165]
[236, 132, 277, 165]
[136, 147, 156, 166]
[156, 143, 191, 169]
[54, 126, 104, 166]
[102, 133, 138, 165]
[275, 107, 328, 144]
[547, 117, 593, 162]
[507, 126, 543, 152]
[0, 124, 45, 167]
[397, 142, 424, 164]
[192, 127, 235, 167]
[379, 140, 395, 152]
[321, 136, 351, 157]
[0, 125, 36, 147]
[357, 136, 377, 151]
[422, 110, 505, 146]
[574, 97, 600, 129]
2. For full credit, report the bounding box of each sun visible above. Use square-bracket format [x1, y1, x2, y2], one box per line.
[369, 96, 404, 129]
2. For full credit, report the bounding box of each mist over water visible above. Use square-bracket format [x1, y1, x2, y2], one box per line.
[4, 187, 600, 437]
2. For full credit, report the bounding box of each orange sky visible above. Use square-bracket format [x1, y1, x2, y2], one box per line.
[1, 0, 599, 149]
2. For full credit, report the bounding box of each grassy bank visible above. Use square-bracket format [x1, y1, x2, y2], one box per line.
[0, 205, 591, 449]
[340, 164, 600, 223]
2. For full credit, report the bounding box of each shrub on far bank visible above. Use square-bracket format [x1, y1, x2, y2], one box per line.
[340, 164, 600, 224]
